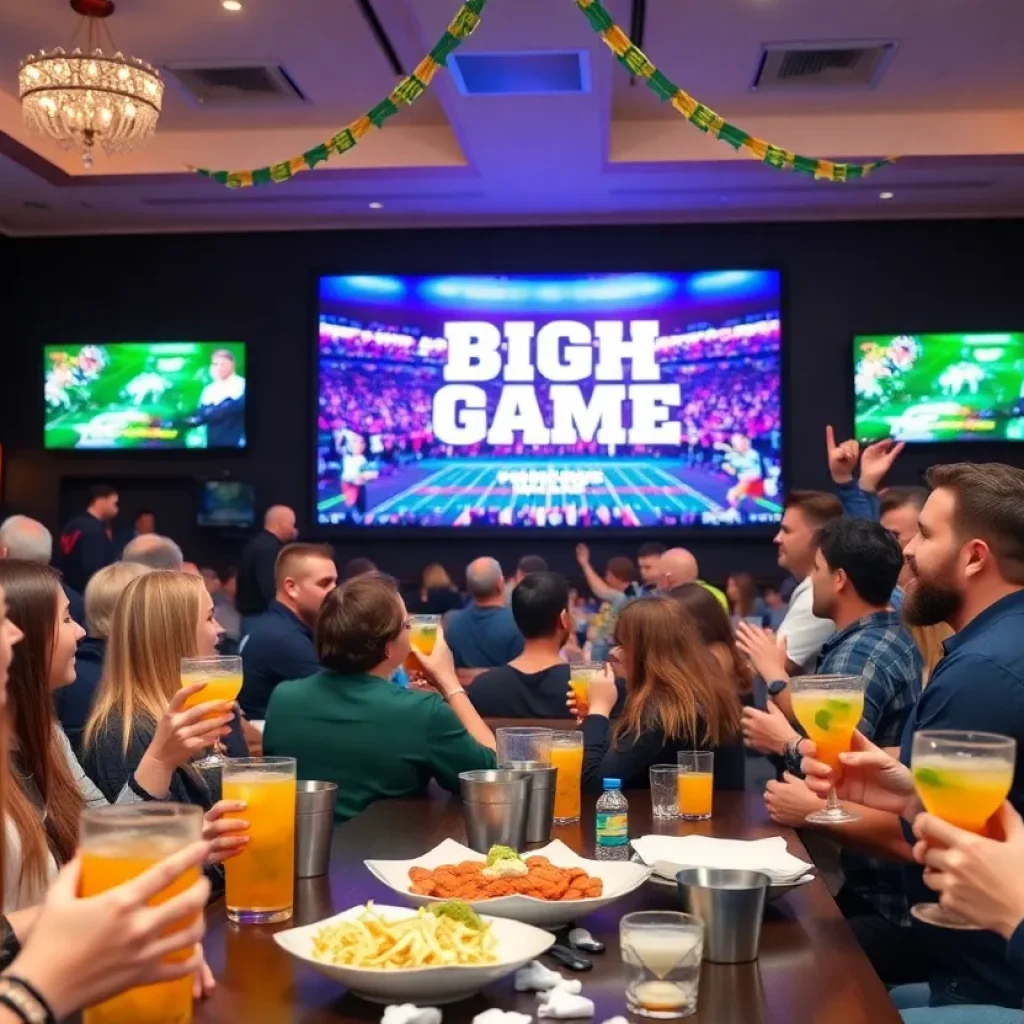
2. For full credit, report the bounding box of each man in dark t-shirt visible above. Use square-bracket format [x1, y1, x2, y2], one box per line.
[469, 572, 574, 719]
[445, 557, 523, 669]
[59, 484, 119, 592]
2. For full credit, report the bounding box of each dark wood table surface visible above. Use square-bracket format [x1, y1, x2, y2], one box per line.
[197, 791, 900, 1024]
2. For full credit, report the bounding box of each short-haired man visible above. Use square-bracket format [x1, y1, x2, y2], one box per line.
[880, 486, 929, 550]
[59, 483, 119, 592]
[636, 542, 666, 592]
[658, 547, 728, 612]
[773, 490, 844, 671]
[134, 509, 157, 536]
[1, 514, 85, 627]
[504, 554, 549, 604]
[121, 534, 185, 571]
[575, 544, 640, 660]
[236, 505, 299, 621]
[189, 348, 246, 448]
[239, 543, 338, 719]
[445, 558, 524, 669]
[739, 518, 923, 980]
[264, 572, 495, 822]
[469, 572, 577, 719]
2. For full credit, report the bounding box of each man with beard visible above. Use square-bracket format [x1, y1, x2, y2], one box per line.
[801, 462, 1024, 1013]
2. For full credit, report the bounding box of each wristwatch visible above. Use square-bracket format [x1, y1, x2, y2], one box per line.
[766, 678, 788, 697]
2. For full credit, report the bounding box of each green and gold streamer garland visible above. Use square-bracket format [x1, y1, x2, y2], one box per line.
[576, 0, 894, 181]
[190, 0, 488, 188]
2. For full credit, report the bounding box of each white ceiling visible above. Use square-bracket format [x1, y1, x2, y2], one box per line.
[1, 0, 1023, 235]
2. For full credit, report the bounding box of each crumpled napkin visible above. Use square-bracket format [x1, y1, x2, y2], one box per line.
[472, 1010, 533, 1024]
[515, 961, 569, 992]
[382, 1006, 441, 1024]
[599, 1017, 628, 1024]
[534, 980, 582, 999]
[537, 988, 595, 1019]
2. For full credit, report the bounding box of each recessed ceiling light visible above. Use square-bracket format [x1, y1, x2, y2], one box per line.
[879, 191, 894, 200]
[222, 0, 243, 11]
[369, 201, 383, 209]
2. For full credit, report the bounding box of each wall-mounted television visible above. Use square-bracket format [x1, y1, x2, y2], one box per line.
[854, 333, 1024, 443]
[44, 342, 247, 450]
[316, 271, 782, 529]
[197, 480, 256, 528]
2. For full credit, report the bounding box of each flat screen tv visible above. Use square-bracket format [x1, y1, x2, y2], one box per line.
[854, 333, 1024, 443]
[44, 342, 247, 450]
[197, 481, 256, 528]
[316, 271, 782, 529]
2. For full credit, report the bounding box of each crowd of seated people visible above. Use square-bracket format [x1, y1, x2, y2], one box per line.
[3, 424, 1024, 1023]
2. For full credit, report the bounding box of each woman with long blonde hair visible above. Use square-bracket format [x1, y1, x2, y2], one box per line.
[83, 570, 244, 809]
[571, 596, 744, 793]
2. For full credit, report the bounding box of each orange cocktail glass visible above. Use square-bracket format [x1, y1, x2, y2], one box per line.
[569, 662, 606, 718]
[677, 751, 714, 820]
[404, 615, 440, 673]
[222, 756, 297, 924]
[180, 655, 243, 770]
[80, 804, 203, 1024]
[551, 731, 584, 825]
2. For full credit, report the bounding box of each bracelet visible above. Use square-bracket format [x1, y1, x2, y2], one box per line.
[444, 688, 468, 703]
[0, 976, 55, 1024]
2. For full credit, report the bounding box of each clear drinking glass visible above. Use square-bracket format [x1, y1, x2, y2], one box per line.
[222, 756, 297, 924]
[551, 730, 584, 825]
[496, 727, 553, 766]
[789, 674, 866, 824]
[180, 654, 243, 769]
[80, 804, 203, 1024]
[621, 910, 705, 1019]
[569, 661, 606, 717]
[911, 730, 1016, 929]
[677, 751, 714, 821]
[650, 765, 680, 819]
[404, 614, 440, 673]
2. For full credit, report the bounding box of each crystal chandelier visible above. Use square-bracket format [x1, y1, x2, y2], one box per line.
[18, 0, 163, 168]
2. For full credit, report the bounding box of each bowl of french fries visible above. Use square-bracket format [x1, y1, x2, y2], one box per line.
[273, 901, 555, 1004]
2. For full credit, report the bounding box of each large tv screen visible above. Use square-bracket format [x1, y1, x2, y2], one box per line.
[854, 333, 1024, 443]
[44, 342, 247, 450]
[316, 272, 782, 529]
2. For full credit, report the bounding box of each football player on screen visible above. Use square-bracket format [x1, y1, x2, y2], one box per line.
[716, 432, 765, 510]
[184, 348, 247, 447]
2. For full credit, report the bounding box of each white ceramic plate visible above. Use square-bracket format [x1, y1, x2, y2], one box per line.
[273, 904, 554, 1004]
[365, 838, 651, 928]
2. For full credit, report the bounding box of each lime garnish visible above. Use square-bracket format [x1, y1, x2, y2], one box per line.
[814, 709, 832, 731]
[914, 767, 945, 788]
[825, 699, 852, 712]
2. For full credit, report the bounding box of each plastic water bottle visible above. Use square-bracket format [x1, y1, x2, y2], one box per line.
[595, 778, 629, 860]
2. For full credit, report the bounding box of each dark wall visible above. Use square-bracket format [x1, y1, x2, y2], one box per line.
[3, 219, 1023, 585]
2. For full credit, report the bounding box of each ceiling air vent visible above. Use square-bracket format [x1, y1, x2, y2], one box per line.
[165, 62, 307, 106]
[753, 42, 896, 90]
[449, 51, 590, 96]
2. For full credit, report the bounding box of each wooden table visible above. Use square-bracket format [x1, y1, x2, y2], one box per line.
[197, 791, 900, 1024]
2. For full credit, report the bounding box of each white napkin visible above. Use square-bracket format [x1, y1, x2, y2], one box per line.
[382, 1006, 441, 1024]
[537, 989, 595, 1019]
[600, 1018, 629, 1024]
[473, 1011, 533, 1024]
[534, 981, 582, 999]
[515, 961, 570, 992]
[631, 835, 813, 883]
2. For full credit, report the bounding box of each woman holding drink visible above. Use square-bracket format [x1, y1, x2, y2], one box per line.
[0, 577, 216, 1023]
[568, 597, 743, 793]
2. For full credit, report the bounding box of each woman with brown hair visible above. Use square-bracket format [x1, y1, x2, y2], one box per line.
[0, 575, 215, 1023]
[725, 572, 765, 622]
[670, 584, 754, 698]
[408, 563, 463, 616]
[572, 595, 744, 793]
[0, 562, 239, 911]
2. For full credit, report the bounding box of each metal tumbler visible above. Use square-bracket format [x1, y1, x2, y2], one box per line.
[675, 867, 770, 963]
[458, 770, 531, 853]
[504, 760, 557, 844]
[294, 781, 337, 878]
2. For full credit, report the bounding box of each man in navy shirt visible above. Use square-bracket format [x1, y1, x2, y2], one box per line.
[58, 484, 118, 592]
[239, 542, 337, 719]
[445, 557, 524, 669]
[236, 505, 298, 623]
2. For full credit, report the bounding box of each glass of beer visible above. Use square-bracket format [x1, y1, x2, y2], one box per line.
[404, 614, 440, 674]
[222, 756, 297, 924]
[551, 730, 584, 825]
[677, 751, 714, 821]
[569, 661, 606, 718]
[80, 804, 203, 1024]
[180, 655, 243, 769]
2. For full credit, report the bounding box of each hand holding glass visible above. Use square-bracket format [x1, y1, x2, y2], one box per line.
[180, 655, 242, 769]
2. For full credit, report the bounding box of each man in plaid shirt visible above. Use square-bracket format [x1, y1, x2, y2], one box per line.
[738, 517, 924, 985]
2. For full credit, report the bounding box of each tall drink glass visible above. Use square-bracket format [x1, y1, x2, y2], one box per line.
[677, 752, 714, 821]
[222, 756, 297, 924]
[790, 674, 866, 824]
[180, 655, 243, 769]
[404, 615, 440, 674]
[496, 727, 553, 766]
[911, 730, 1016, 929]
[80, 804, 203, 1024]
[551, 731, 584, 825]
[569, 662, 606, 718]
